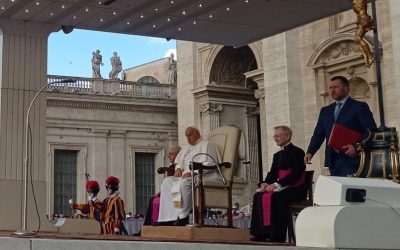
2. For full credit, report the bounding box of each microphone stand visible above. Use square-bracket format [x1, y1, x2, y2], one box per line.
[14, 79, 76, 236]
[189, 153, 223, 226]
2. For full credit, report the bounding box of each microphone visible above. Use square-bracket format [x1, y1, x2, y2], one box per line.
[14, 78, 76, 236]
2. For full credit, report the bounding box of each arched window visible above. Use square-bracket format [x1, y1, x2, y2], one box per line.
[137, 76, 159, 84]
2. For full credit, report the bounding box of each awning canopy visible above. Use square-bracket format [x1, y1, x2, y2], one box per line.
[0, 0, 359, 46]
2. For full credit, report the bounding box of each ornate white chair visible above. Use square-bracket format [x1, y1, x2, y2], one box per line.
[194, 126, 241, 227]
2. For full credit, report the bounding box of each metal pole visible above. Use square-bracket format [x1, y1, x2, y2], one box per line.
[14, 79, 75, 236]
[371, 0, 385, 128]
[190, 163, 197, 226]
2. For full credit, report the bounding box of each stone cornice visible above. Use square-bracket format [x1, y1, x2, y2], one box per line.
[47, 99, 177, 113]
[192, 85, 256, 105]
[0, 18, 58, 37]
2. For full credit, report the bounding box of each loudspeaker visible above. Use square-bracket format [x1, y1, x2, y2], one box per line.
[314, 175, 400, 206]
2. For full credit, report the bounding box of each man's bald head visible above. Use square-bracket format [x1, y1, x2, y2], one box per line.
[185, 127, 201, 145]
[167, 145, 181, 163]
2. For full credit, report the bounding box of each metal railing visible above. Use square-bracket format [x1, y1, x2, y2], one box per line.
[47, 75, 176, 99]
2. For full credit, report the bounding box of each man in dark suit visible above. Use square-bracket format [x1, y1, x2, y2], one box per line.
[304, 76, 377, 176]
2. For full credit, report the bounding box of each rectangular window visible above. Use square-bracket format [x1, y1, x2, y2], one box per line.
[54, 149, 78, 217]
[135, 152, 155, 215]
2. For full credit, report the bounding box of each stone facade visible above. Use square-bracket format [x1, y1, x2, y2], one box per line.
[175, 1, 400, 206]
[123, 57, 172, 84]
[45, 77, 178, 215]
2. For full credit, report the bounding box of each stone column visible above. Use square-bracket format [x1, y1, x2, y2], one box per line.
[109, 130, 127, 200]
[263, 30, 305, 173]
[91, 129, 109, 190]
[0, 19, 56, 181]
[199, 102, 223, 135]
[244, 69, 267, 175]
[0, 19, 57, 231]
[246, 107, 260, 191]
[177, 41, 197, 145]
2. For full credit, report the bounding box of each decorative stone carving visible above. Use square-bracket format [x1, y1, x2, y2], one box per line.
[199, 102, 223, 114]
[254, 89, 265, 100]
[349, 77, 371, 99]
[199, 102, 222, 136]
[209, 46, 257, 86]
[109, 52, 122, 79]
[318, 41, 360, 63]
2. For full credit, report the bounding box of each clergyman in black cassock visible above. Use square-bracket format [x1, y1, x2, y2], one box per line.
[250, 126, 307, 242]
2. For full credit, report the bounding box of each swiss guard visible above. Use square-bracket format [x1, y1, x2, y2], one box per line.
[103, 176, 126, 234]
[71, 180, 104, 232]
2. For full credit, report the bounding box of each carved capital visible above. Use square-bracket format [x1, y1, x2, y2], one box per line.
[254, 89, 265, 100]
[199, 102, 223, 114]
[246, 106, 259, 116]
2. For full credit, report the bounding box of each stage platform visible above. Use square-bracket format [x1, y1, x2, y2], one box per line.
[0, 230, 332, 250]
[141, 225, 250, 242]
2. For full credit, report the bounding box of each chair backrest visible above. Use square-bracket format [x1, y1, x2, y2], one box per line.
[304, 170, 314, 203]
[206, 126, 241, 185]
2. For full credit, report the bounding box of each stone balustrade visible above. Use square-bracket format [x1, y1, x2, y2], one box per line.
[47, 75, 177, 99]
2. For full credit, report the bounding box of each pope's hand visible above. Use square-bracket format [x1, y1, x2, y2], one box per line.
[174, 168, 183, 177]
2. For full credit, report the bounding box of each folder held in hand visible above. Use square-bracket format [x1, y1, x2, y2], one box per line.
[328, 123, 362, 152]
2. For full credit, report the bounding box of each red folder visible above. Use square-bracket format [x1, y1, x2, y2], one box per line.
[328, 123, 362, 152]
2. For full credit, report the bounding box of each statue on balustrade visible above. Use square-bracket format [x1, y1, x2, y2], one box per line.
[167, 53, 177, 84]
[92, 49, 103, 78]
[109, 52, 122, 79]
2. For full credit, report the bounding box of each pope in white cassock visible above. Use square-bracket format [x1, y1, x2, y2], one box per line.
[158, 127, 221, 225]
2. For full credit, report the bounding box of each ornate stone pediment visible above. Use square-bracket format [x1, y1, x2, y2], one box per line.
[318, 41, 360, 63]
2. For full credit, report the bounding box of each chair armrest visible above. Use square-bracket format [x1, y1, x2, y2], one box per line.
[157, 167, 175, 176]
[190, 162, 231, 171]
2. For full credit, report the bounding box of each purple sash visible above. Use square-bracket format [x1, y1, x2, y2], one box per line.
[262, 169, 305, 226]
[151, 196, 160, 223]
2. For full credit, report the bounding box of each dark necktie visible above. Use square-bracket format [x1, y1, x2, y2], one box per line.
[334, 102, 343, 121]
